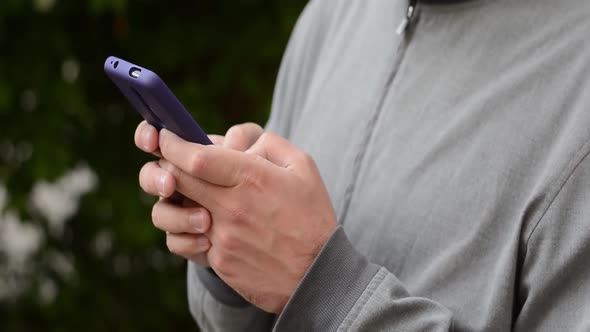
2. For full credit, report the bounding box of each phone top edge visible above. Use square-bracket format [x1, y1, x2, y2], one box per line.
[103, 56, 213, 146]
[104, 56, 164, 91]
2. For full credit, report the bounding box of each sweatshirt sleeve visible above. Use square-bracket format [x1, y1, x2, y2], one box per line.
[513, 150, 590, 331]
[273, 227, 454, 331]
[187, 263, 275, 332]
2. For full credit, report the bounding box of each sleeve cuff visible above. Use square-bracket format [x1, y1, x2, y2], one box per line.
[273, 226, 381, 331]
[195, 264, 249, 308]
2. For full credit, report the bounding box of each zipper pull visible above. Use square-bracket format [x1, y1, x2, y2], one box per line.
[396, 0, 417, 35]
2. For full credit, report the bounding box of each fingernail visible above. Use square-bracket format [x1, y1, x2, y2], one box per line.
[189, 212, 204, 232]
[142, 127, 152, 150]
[156, 175, 167, 196]
[195, 237, 209, 247]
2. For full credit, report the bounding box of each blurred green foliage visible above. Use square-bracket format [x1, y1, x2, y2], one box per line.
[0, 0, 305, 330]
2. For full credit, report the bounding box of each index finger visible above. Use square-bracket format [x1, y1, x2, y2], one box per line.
[159, 129, 268, 186]
[134, 121, 163, 157]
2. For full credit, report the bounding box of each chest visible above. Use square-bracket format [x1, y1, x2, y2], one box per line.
[287, 2, 588, 284]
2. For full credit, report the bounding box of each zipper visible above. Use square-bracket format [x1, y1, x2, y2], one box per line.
[339, 0, 419, 224]
[396, 0, 417, 35]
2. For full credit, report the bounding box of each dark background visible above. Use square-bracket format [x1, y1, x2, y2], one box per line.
[0, 0, 306, 330]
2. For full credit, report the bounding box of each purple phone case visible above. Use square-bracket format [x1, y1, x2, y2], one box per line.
[104, 56, 212, 145]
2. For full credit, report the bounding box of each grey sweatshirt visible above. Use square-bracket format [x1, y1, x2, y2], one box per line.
[187, 0, 590, 331]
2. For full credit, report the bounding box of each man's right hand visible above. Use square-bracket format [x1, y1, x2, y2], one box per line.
[134, 121, 264, 266]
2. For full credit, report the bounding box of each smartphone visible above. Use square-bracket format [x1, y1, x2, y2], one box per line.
[104, 56, 212, 145]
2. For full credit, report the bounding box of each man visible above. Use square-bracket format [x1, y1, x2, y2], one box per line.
[135, 0, 590, 330]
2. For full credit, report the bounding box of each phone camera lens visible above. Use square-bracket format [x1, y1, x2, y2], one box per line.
[114, 61, 119, 69]
[129, 67, 142, 79]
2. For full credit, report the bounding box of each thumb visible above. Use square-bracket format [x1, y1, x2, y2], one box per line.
[223, 122, 264, 151]
[246, 132, 304, 170]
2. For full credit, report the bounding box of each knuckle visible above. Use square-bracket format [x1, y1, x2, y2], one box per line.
[188, 151, 207, 175]
[227, 124, 246, 140]
[296, 150, 314, 167]
[259, 132, 275, 144]
[209, 250, 230, 275]
[208, 252, 222, 272]
[246, 122, 263, 132]
[216, 228, 237, 251]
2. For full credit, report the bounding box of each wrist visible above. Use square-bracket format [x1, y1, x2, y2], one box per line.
[193, 263, 249, 308]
